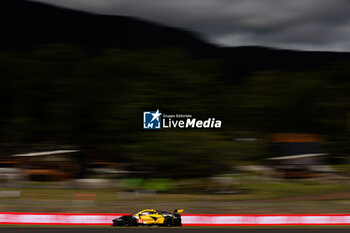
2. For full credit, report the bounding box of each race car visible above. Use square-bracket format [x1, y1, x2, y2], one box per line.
[112, 209, 183, 227]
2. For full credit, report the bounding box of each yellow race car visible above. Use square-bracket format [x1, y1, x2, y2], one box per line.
[112, 209, 183, 227]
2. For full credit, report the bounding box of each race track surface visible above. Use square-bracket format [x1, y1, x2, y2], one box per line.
[1, 228, 350, 233]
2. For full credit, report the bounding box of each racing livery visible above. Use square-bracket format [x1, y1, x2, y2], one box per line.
[112, 209, 183, 227]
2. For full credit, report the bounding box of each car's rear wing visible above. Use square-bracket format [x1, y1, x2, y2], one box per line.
[173, 209, 184, 214]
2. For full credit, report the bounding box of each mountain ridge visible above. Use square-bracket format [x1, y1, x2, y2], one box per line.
[2, 0, 350, 73]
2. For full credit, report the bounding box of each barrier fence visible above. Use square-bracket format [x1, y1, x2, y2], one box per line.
[0, 213, 350, 226]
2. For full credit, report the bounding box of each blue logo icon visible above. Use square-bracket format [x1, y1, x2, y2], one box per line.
[143, 110, 162, 129]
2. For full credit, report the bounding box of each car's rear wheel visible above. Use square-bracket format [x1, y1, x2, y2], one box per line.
[163, 217, 174, 227]
[123, 217, 134, 227]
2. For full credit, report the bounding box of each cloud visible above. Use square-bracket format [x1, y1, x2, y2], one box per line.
[33, 0, 350, 51]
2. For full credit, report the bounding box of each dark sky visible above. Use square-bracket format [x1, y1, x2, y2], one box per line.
[34, 0, 350, 51]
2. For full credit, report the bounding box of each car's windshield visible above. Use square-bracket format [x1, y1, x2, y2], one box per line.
[131, 210, 142, 215]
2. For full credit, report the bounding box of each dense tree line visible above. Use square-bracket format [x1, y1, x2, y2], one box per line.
[0, 44, 350, 177]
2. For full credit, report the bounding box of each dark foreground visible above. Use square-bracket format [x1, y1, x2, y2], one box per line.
[1, 228, 350, 233]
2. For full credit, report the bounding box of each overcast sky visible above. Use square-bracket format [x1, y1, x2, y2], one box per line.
[34, 0, 350, 51]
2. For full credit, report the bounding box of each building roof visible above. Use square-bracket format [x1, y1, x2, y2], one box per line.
[267, 153, 327, 160]
[12, 150, 79, 157]
[269, 134, 324, 143]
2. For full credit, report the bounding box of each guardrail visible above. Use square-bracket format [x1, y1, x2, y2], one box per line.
[0, 213, 350, 225]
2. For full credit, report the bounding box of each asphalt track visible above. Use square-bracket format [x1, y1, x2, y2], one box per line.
[1, 228, 350, 233]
